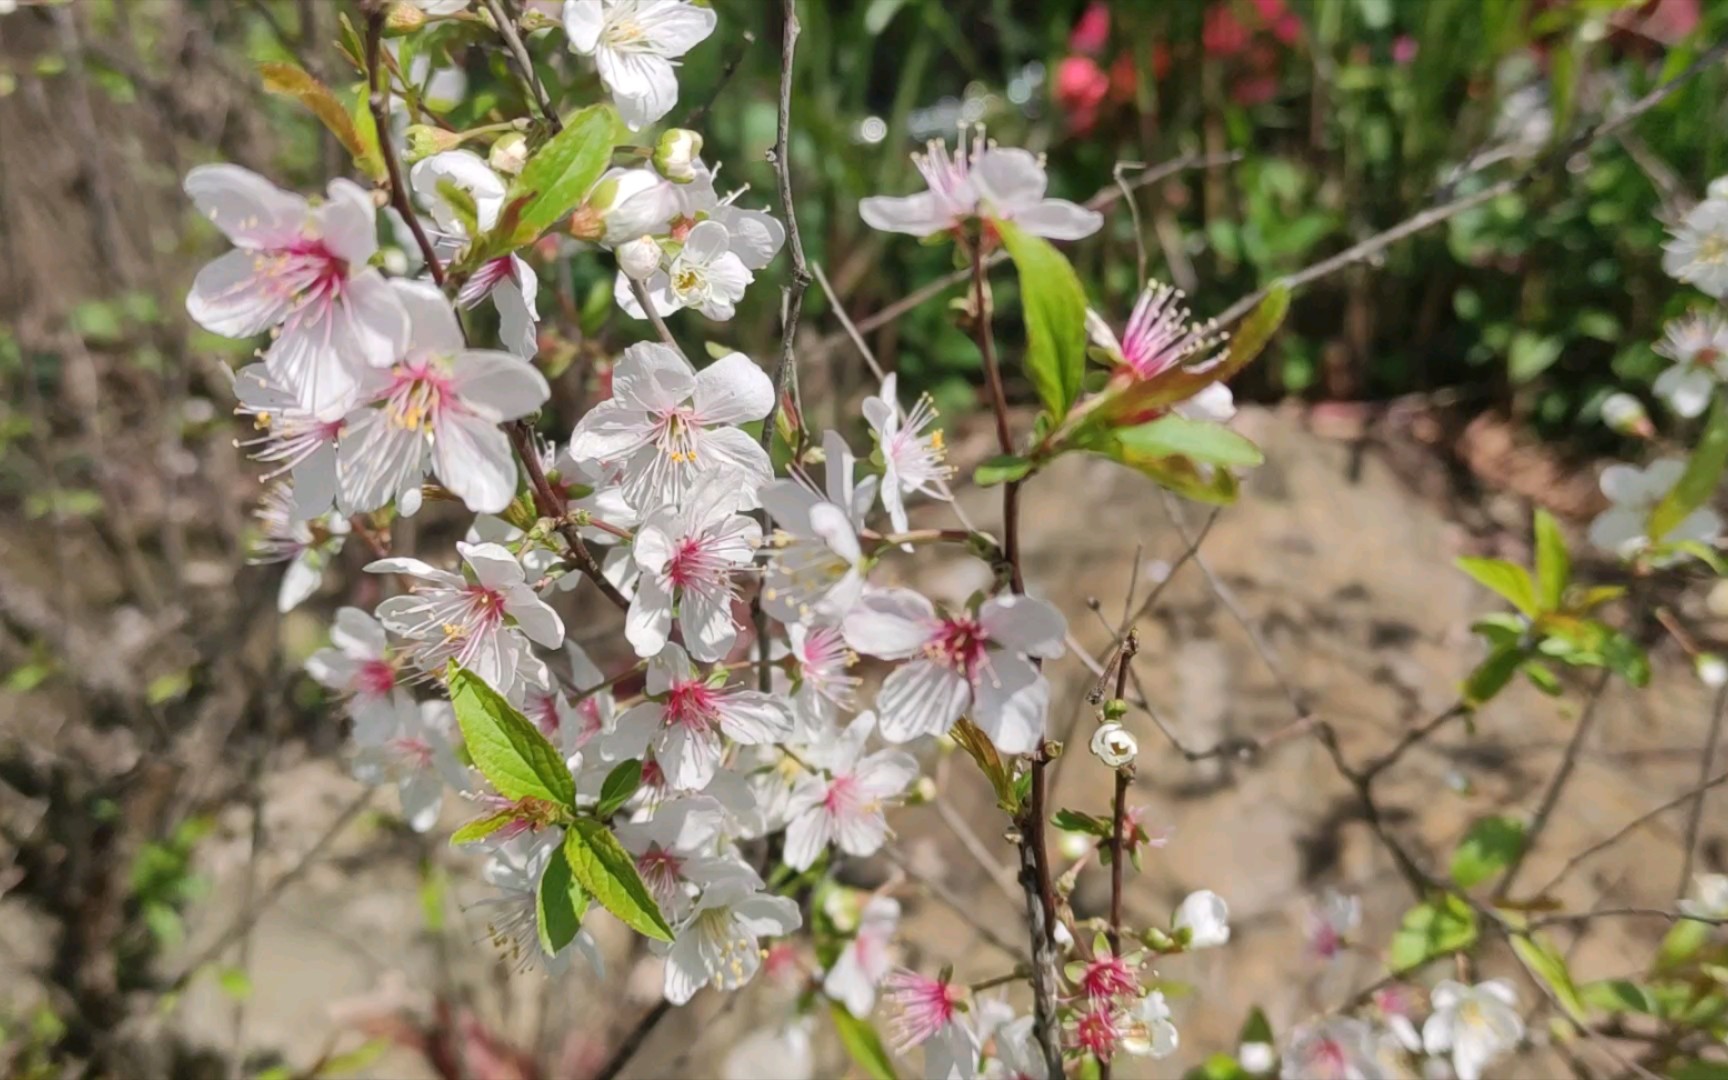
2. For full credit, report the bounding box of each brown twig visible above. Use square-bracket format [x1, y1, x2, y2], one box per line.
[365, 13, 444, 288]
[1537, 767, 1728, 899]
[480, 0, 560, 133]
[1678, 683, 1727, 897]
[592, 1000, 672, 1080]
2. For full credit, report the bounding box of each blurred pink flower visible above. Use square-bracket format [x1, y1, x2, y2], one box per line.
[1393, 35, 1419, 64]
[1070, 2, 1111, 55]
[1056, 55, 1110, 133]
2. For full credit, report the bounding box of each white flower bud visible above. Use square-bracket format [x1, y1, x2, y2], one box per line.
[653, 128, 704, 183]
[617, 235, 663, 281]
[1239, 1042, 1276, 1075]
[1697, 652, 1728, 689]
[1600, 392, 1649, 436]
[1173, 889, 1231, 948]
[489, 132, 528, 177]
[1089, 721, 1138, 767]
[1057, 830, 1091, 861]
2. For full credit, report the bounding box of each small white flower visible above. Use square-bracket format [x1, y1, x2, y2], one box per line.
[1653, 312, 1728, 418]
[367, 541, 564, 696]
[628, 473, 761, 662]
[1681, 872, 1728, 919]
[784, 713, 918, 871]
[1304, 888, 1362, 960]
[643, 219, 755, 320]
[604, 644, 793, 792]
[1588, 458, 1721, 560]
[1086, 280, 1234, 422]
[1239, 1041, 1276, 1075]
[338, 281, 549, 515]
[1089, 722, 1138, 767]
[1663, 196, 1728, 298]
[352, 698, 471, 832]
[1174, 889, 1230, 948]
[843, 588, 1066, 754]
[249, 481, 348, 613]
[234, 363, 345, 520]
[1696, 653, 1728, 689]
[410, 149, 506, 240]
[984, 1014, 1048, 1079]
[863, 374, 953, 536]
[1280, 1018, 1376, 1080]
[1422, 979, 1522, 1080]
[563, 0, 717, 131]
[723, 1021, 814, 1080]
[823, 895, 900, 1018]
[568, 342, 774, 512]
[661, 864, 802, 1004]
[654, 128, 704, 182]
[306, 607, 409, 744]
[761, 430, 879, 625]
[861, 127, 1102, 241]
[1120, 990, 1179, 1059]
[614, 795, 739, 923]
[589, 165, 683, 245]
[185, 166, 410, 416]
[617, 234, 664, 281]
[1599, 391, 1649, 435]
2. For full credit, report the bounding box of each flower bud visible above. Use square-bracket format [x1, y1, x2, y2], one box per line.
[1089, 721, 1137, 767]
[1600, 392, 1650, 437]
[405, 124, 464, 164]
[1057, 830, 1091, 861]
[653, 128, 704, 183]
[489, 132, 528, 176]
[385, 1, 426, 33]
[1697, 652, 1728, 689]
[616, 235, 663, 281]
[566, 204, 606, 242]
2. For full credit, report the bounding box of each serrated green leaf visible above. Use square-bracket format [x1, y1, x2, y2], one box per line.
[1533, 510, 1569, 611]
[1651, 394, 1728, 541]
[1097, 435, 1241, 504]
[995, 219, 1088, 419]
[596, 759, 643, 819]
[536, 843, 588, 956]
[1115, 414, 1265, 469]
[510, 104, 621, 236]
[974, 453, 1035, 487]
[1451, 816, 1525, 888]
[1388, 894, 1478, 972]
[1511, 933, 1586, 1024]
[448, 665, 576, 807]
[564, 819, 672, 941]
[830, 1001, 899, 1080]
[1456, 557, 1539, 617]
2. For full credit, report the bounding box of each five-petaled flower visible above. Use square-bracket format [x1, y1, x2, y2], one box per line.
[782, 712, 917, 871]
[563, 0, 717, 131]
[627, 472, 762, 661]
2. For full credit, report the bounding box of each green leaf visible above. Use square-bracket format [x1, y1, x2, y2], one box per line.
[564, 819, 673, 941]
[995, 219, 1089, 419]
[536, 843, 588, 956]
[1670, 539, 1728, 575]
[1508, 331, 1563, 384]
[1183, 1053, 1249, 1080]
[1602, 630, 1651, 688]
[450, 811, 516, 846]
[1533, 510, 1569, 612]
[259, 62, 382, 180]
[1450, 816, 1525, 888]
[1463, 643, 1525, 708]
[974, 453, 1035, 487]
[1388, 894, 1478, 972]
[1456, 557, 1539, 617]
[1098, 285, 1288, 423]
[1651, 394, 1728, 541]
[217, 967, 252, 1001]
[1115, 414, 1265, 469]
[951, 717, 1019, 813]
[1656, 917, 1711, 972]
[1052, 808, 1113, 838]
[1511, 933, 1587, 1025]
[1095, 435, 1241, 504]
[1237, 1005, 1274, 1046]
[596, 759, 643, 819]
[448, 665, 576, 807]
[1522, 660, 1562, 696]
[1672, 1062, 1728, 1080]
[830, 1001, 899, 1080]
[510, 104, 622, 236]
[1579, 978, 1659, 1016]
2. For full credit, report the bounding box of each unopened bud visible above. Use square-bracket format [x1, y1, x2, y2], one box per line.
[1697, 652, 1728, 689]
[908, 775, 937, 805]
[1058, 830, 1090, 860]
[385, 1, 426, 33]
[617, 235, 663, 281]
[1089, 722, 1138, 768]
[653, 128, 703, 183]
[1600, 392, 1650, 437]
[489, 132, 528, 176]
[405, 124, 463, 164]
[567, 204, 605, 242]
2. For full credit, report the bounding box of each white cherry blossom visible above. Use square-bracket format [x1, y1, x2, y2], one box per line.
[761, 430, 878, 625]
[661, 863, 801, 1004]
[338, 281, 549, 516]
[185, 165, 409, 415]
[628, 472, 761, 661]
[604, 644, 792, 791]
[352, 697, 470, 832]
[1653, 311, 1728, 418]
[614, 795, 739, 923]
[368, 541, 564, 695]
[234, 363, 344, 520]
[1663, 195, 1728, 298]
[860, 128, 1102, 241]
[823, 894, 900, 1018]
[306, 606, 409, 744]
[1174, 889, 1231, 948]
[843, 588, 1066, 754]
[1086, 280, 1235, 423]
[249, 481, 348, 613]
[1588, 458, 1721, 559]
[783, 713, 917, 871]
[863, 374, 953, 536]
[1422, 980, 1522, 1080]
[568, 341, 774, 512]
[562, 0, 717, 131]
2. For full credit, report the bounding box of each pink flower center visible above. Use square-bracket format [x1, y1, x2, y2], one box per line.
[462, 585, 507, 631]
[822, 773, 862, 815]
[664, 680, 720, 733]
[1079, 954, 1139, 1003]
[665, 534, 728, 589]
[926, 617, 992, 682]
[636, 844, 684, 903]
[391, 736, 434, 770]
[884, 971, 963, 1051]
[384, 357, 458, 434]
[358, 659, 397, 698]
[1073, 1006, 1121, 1060]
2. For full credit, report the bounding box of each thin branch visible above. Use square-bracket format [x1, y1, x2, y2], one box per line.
[680, 30, 756, 128]
[1680, 681, 1728, 897]
[481, 0, 560, 132]
[1537, 767, 1728, 899]
[593, 1000, 672, 1080]
[881, 848, 1029, 961]
[757, 0, 812, 458]
[365, 13, 444, 287]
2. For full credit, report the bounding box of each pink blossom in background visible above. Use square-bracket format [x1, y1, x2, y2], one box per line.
[1393, 35, 1419, 65]
[1203, 4, 1252, 58]
[1055, 55, 1110, 133]
[1069, 2, 1111, 55]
